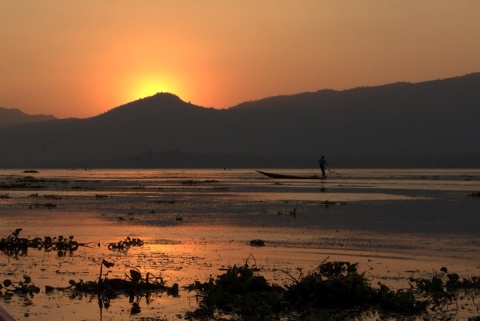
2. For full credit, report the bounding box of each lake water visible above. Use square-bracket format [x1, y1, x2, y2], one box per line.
[0, 168, 479, 320]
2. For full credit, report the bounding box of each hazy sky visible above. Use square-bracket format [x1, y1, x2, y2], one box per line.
[1, 1, 479, 118]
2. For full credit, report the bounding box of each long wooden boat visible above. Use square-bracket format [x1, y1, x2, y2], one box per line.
[256, 170, 321, 179]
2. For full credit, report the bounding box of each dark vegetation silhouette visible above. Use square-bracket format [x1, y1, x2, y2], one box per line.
[0, 73, 479, 168]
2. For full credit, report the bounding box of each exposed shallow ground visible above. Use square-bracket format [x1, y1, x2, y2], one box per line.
[0, 168, 479, 320]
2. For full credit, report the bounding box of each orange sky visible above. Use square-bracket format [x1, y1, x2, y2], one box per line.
[1, 1, 479, 118]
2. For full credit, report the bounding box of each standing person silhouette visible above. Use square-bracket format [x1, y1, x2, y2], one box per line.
[318, 155, 328, 179]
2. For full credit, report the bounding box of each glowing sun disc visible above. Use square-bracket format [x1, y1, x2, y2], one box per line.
[127, 75, 181, 101]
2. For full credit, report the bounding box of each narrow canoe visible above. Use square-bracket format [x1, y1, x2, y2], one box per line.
[257, 170, 321, 179]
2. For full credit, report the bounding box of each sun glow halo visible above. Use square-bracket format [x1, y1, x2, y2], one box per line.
[126, 75, 182, 102]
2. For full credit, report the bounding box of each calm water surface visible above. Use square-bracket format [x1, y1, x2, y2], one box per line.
[0, 168, 479, 320]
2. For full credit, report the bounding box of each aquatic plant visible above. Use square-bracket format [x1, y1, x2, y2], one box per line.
[0, 275, 40, 299]
[185, 259, 480, 320]
[185, 255, 283, 318]
[284, 261, 375, 308]
[49, 258, 179, 314]
[408, 267, 480, 319]
[0, 229, 84, 256]
[107, 237, 144, 251]
[0, 228, 31, 256]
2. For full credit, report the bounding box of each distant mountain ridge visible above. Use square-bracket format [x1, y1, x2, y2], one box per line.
[0, 107, 56, 129]
[0, 73, 479, 168]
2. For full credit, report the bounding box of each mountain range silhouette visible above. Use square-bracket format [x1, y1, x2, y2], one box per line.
[1, 73, 479, 168]
[0, 107, 55, 129]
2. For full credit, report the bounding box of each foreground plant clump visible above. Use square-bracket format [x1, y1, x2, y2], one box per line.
[185, 258, 480, 320]
[0, 228, 85, 256]
[47, 259, 179, 316]
[0, 275, 40, 300]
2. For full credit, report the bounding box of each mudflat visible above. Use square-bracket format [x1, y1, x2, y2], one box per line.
[0, 168, 479, 320]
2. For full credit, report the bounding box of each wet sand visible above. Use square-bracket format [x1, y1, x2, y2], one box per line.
[0, 168, 479, 320]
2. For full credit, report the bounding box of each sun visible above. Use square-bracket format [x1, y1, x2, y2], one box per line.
[136, 83, 165, 99]
[125, 74, 182, 102]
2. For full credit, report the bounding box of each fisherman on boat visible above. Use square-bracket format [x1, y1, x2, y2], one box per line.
[318, 155, 328, 178]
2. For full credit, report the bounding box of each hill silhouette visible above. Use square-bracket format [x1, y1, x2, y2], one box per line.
[0, 107, 56, 129]
[0, 74, 479, 168]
